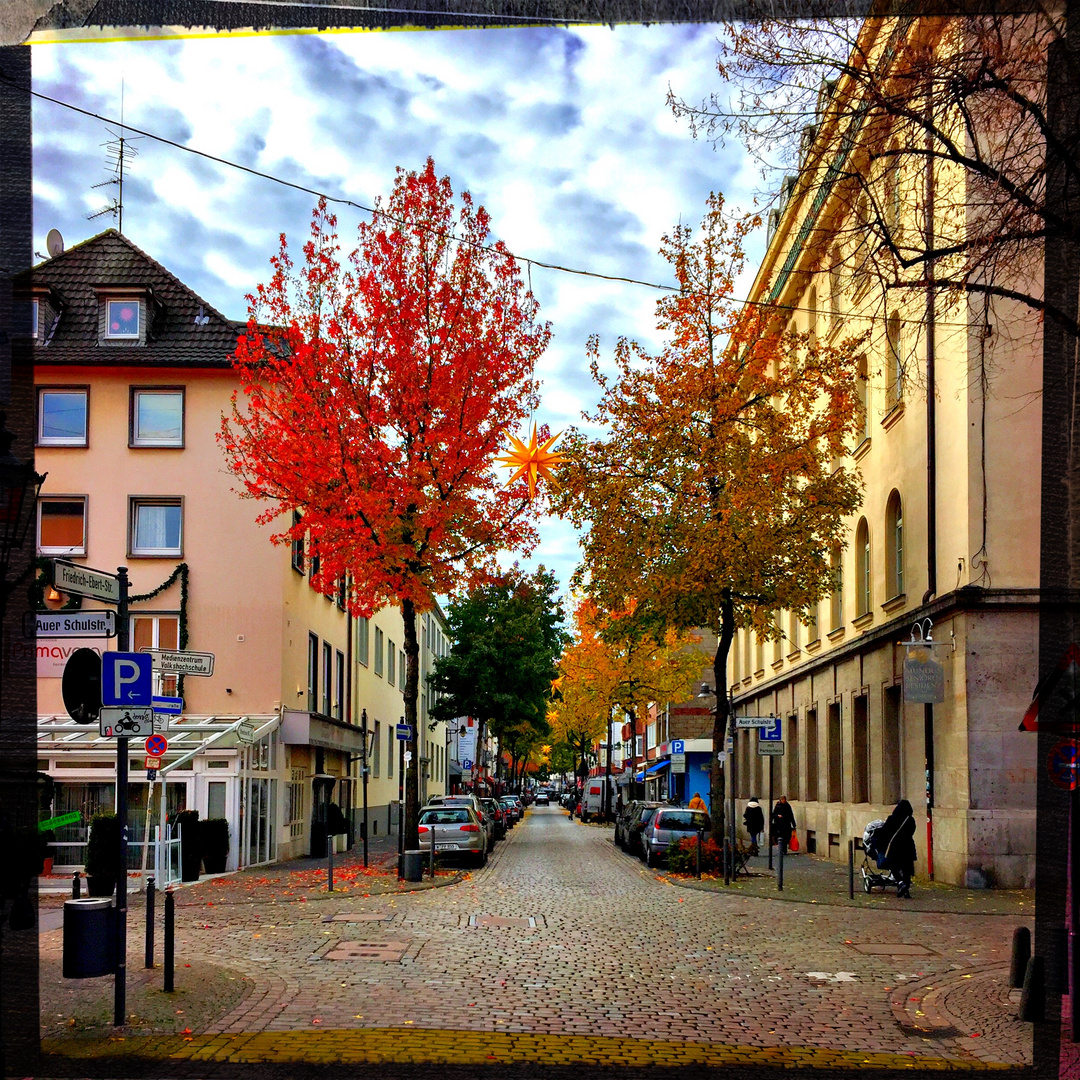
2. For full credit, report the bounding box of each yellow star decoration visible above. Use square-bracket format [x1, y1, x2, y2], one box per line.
[496, 425, 565, 499]
[549, 676, 564, 698]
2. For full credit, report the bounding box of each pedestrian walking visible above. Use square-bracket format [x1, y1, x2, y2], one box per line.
[688, 792, 707, 812]
[770, 795, 796, 849]
[742, 797, 764, 849]
[879, 798, 917, 899]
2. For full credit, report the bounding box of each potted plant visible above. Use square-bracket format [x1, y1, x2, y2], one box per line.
[84, 813, 120, 897]
[175, 809, 201, 881]
[198, 818, 230, 874]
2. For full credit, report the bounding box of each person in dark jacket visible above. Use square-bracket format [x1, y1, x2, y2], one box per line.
[770, 795, 796, 849]
[742, 798, 765, 849]
[881, 799, 917, 898]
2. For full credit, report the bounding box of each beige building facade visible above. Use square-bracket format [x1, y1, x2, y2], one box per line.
[727, 20, 1040, 888]
[25, 229, 448, 876]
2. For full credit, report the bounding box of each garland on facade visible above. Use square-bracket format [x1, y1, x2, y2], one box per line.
[131, 562, 189, 699]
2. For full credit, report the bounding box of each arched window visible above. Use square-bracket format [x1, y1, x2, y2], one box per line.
[886, 311, 903, 408]
[886, 490, 904, 598]
[855, 518, 871, 616]
[830, 544, 844, 630]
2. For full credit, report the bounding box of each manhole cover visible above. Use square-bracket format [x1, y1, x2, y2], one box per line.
[324, 940, 410, 961]
[322, 913, 395, 923]
[896, 1023, 965, 1039]
[849, 943, 935, 956]
[469, 914, 536, 928]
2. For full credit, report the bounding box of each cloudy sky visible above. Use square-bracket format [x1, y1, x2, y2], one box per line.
[31, 25, 766, 603]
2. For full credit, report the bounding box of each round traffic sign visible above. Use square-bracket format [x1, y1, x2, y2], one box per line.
[1047, 739, 1078, 790]
[62, 647, 102, 725]
[145, 733, 168, 758]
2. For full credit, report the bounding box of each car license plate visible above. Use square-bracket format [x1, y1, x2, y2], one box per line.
[435, 843, 459, 850]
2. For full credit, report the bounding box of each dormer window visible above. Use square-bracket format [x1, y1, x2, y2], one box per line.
[106, 299, 140, 338]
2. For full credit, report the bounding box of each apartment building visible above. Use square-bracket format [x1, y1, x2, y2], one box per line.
[23, 229, 447, 874]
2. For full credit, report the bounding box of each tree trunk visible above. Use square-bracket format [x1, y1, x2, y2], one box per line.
[402, 598, 421, 851]
[709, 591, 736, 846]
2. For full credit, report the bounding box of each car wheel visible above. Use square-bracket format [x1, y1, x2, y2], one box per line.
[476, 849, 488, 868]
[645, 845, 655, 868]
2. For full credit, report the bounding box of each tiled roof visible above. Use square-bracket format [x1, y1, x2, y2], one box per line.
[17, 229, 244, 368]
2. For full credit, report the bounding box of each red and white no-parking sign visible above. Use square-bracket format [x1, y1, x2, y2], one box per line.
[145, 733, 168, 758]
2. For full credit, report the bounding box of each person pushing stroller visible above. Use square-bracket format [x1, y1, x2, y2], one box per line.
[862, 799, 917, 898]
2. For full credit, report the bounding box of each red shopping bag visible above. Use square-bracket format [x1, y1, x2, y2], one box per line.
[788, 830, 800, 853]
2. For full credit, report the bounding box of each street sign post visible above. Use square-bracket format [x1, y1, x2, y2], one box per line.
[99, 707, 154, 738]
[670, 739, 685, 754]
[145, 734, 168, 758]
[757, 741, 785, 756]
[36, 611, 116, 638]
[53, 560, 121, 603]
[759, 717, 782, 741]
[395, 723, 413, 740]
[152, 696, 183, 715]
[103, 653, 153, 707]
[670, 752, 686, 773]
[735, 716, 778, 729]
[62, 647, 102, 724]
[142, 649, 215, 676]
[236, 721, 255, 745]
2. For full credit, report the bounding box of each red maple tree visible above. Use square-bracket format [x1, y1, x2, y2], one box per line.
[220, 160, 551, 846]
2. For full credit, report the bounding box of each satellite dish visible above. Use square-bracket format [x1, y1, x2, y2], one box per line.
[46, 229, 64, 258]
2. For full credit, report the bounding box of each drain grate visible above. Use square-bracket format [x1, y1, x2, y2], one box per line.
[324, 940, 410, 961]
[322, 912, 395, 923]
[469, 914, 537, 928]
[848, 942, 935, 956]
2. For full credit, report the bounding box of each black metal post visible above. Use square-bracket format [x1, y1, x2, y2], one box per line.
[723, 838, 730, 886]
[1011, 927, 1032, 989]
[1072, 784, 1079, 1039]
[397, 735, 405, 879]
[361, 709, 369, 868]
[848, 839, 855, 900]
[145, 877, 155, 969]
[71, 871, 81, 899]
[696, 828, 702, 879]
[768, 756, 774, 870]
[429, 816, 435, 877]
[327, 841, 334, 892]
[778, 836, 786, 891]
[114, 566, 130, 1028]
[163, 888, 174, 993]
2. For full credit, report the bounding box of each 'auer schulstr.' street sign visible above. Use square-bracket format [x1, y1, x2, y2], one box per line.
[141, 648, 215, 676]
[53, 560, 121, 603]
[735, 716, 777, 729]
[36, 611, 116, 638]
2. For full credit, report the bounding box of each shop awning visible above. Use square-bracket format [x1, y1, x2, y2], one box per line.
[645, 760, 670, 776]
[448, 761, 463, 777]
[281, 710, 367, 754]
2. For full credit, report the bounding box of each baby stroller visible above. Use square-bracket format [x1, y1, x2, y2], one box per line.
[860, 819, 902, 893]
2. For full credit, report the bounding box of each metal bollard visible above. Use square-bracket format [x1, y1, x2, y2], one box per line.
[145, 877, 155, 969]
[696, 829, 702, 879]
[1018, 955, 1044, 1022]
[1010, 926, 1031, 989]
[778, 838, 786, 891]
[163, 888, 175, 993]
[723, 839, 730, 886]
[71, 871, 81, 899]
[429, 824, 436, 877]
[848, 839, 855, 899]
[327, 842, 334, 892]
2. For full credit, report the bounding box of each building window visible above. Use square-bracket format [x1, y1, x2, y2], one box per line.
[387, 639, 396, 687]
[387, 723, 393, 778]
[788, 611, 800, 651]
[357, 617, 370, 666]
[291, 512, 304, 573]
[336, 576, 347, 611]
[806, 603, 819, 643]
[399, 650, 405, 693]
[855, 518, 871, 617]
[852, 694, 869, 803]
[374, 627, 384, 676]
[886, 490, 904, 598]
[307, 634, 318, 713]
[731, 632, 741, 684]
[288, 768, 305, 839]
[37, 496, 86, 555]
[322, 641, 332, 716]
[131, 614, 179, 696]
[829, 544, 843, 629]
[106, 299, 140, 338]
[787, 714, 800, 801]
[828, 246, 842, 326]
[856, 354, 870, 443]
[882, 685, 902, 804]
[886, 311, 903, 409]
[772, 611, 783, 662]
[334, 650, 344, 720]
[130, 498, 182, 556]
[807, 285, 817, 343]
[754, 631, 764, 674]
[805, 708, 819, 802]
[827, 701, 842, 803]
[373, 720, 381, 777]
[38, 387, 88, 446]
[131, 388, 184, 447]
[309, 541, 320, 582]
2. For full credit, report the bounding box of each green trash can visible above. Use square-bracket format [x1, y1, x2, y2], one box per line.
[63, 897, 116, 978]
[402, 850, 424, 882]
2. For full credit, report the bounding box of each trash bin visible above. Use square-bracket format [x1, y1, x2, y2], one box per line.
[402, 849, 425, 882]
[63, 897, 116, 978]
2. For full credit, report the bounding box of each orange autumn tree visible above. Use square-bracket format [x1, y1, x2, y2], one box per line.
[553, 193, 864, 841]
[554, 598, 703, 804]
[221, 160, 551, 850]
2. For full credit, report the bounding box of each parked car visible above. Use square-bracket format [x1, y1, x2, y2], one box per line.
[623, 802, 663, 857]
[535, 792, 550, 806]
[417, 806, 488, 867]
[640, 808, 712, 868]
[499, 796, 522, 823]
[480, 798, 507, 840]
[614, 800, 645, 849]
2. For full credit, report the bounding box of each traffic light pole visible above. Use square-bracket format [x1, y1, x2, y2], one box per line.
[114, 566, 129, 1028]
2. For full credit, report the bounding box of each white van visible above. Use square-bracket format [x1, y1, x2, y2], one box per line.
[580, 777, 617, 821]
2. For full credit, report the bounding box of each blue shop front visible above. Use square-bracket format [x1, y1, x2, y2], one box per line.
[657, 739, 714, 809]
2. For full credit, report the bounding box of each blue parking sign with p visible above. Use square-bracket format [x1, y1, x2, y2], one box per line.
[759, 717, 782, 741]
[103, 652, 153, 706]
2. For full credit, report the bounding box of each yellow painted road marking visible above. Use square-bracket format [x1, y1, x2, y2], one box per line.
[42, 1027, 1014, 1069]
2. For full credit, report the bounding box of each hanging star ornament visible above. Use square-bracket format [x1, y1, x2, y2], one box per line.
[496, 425, 565, 499]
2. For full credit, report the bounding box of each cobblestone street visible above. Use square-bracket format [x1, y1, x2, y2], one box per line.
[40, 805, 1034, 1074]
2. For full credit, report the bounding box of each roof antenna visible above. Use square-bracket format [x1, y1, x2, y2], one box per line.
[88, 78, 141, 234]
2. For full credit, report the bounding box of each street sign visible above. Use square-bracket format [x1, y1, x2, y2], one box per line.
[462, 758, 473, 770]
[759, 717, 782, 741]
[903, 647, 945, 704]
[395, 723, 413, 740]
[38, 811, 81, 832]
[1048, 740, 1078, 790]
[152, 696, 183, 715]
[758, 741, 785, 756]
[670, 739, 685, 754]
[99, 706, 154, 738]
[145, 733, 168, 758]
[53, 560, 121, 603]
[36, 611, 116, 638]
[144, 756, 162, 770]
[236, 721, 255, 745]
[142, 649, 215, 676]
[103, 652, 153, 706]
[670, 752, 686, 773]
[735, 716, 777, 729]
[404, 750, 413, 765]
[61, 647, 102, 724]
